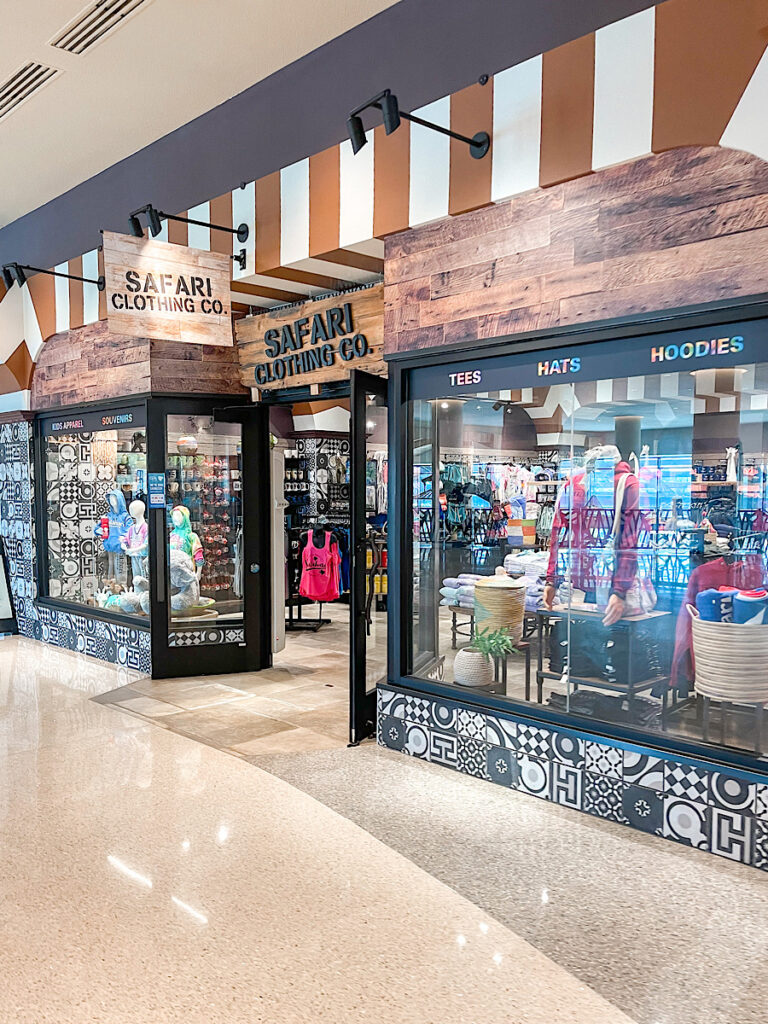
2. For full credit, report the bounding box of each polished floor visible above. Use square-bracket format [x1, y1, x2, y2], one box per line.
[2, 635, 767, 1023]
[95, 603, 386, 758]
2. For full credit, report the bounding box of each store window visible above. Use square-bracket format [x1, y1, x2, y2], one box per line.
[165, 415, 243, 639]
[43, 407, 147, 618]
[408, 326, 768, 759]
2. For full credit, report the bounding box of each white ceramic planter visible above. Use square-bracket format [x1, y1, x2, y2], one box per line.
[453, 647, 493, 688]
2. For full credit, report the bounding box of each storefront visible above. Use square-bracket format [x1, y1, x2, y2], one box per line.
[377, 143, 768, 870]
[10, 260, 388, 744]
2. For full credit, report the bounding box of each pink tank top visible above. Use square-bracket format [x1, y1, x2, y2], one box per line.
[299, 529, 340, 602]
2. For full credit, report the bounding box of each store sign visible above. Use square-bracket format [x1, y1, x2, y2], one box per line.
[411, 319, 765, 401]
[42, 405, 146, 436]
[102, 231, 232, 347]
[235, 284, 384, 390]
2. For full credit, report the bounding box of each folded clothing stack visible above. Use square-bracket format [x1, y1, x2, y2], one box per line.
[440, 573, 484, 609]
[504, 551, 548, 611]
[695, 586, 768, 624]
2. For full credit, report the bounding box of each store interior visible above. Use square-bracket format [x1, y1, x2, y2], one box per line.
[411, 362, 768, 759]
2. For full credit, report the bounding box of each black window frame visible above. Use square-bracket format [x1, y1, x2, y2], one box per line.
[35, 395, 152, 629]
[388, 294, 768, 775]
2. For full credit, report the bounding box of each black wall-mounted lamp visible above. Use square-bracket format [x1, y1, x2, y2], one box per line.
[347, 89, 490, 159]
[1, 261, 105, 292]
[129, 204, 249, 244]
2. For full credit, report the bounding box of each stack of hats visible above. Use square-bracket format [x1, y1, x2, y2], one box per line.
[695, 586, 768, 625]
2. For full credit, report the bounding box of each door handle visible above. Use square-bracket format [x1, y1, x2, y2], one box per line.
[249, 563, 260, 574]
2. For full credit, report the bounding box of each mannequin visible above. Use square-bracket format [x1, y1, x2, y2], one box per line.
[543, 444, 639, 626]
[93, 488, 132, 582]
[121, 499, 148, 580]
[169, 504, 204, 580]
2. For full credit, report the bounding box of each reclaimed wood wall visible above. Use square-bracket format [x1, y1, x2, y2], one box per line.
[31, 321, 246, 410]
[383, 147, 768, 355]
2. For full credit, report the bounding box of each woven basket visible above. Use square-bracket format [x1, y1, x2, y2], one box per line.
[474, 568, 526, 641]
[687, 604, 768, 703]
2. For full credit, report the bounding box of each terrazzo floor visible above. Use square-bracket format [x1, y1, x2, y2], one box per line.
[3, 633, 767, 1023]
[0, 634, 634, 1024]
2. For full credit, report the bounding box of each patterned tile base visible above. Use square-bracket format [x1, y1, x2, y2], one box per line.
[0, 421, 151, 675]
[377, 686, 768, 874]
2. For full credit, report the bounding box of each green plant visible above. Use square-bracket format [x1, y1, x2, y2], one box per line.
[469, 628, 518, 660]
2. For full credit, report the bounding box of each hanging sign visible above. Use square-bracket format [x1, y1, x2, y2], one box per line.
[235, 283, 384, 389]
[102, 230, 232, 346]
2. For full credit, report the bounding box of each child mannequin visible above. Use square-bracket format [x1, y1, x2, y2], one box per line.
[94, 488, 132, 583]
[169, 505, 204, 580]
[121, 499, 148, 580]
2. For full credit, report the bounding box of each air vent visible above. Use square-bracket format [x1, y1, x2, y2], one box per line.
[0, 63, 59, 122]
[51, 0, 149, 55]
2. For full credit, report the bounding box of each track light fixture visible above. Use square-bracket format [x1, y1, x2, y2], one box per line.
[129, 204, 249, 244]
[347, 88, 490, 159]
[1, 262, 104, 291]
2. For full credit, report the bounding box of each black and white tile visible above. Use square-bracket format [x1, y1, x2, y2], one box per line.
[623, 751, 664, 791]
[486, 746, 516, 787]
[665, 762, 709, 803]
[550, 731, 584, 768]
[622, 785, 663, 834]
[457, 707, 486, 740]
[710, 808, 752, 864]
[429, 729, 458, 768]
[485, 714, 516, 749]
[376, 689, 768, 874]
[663, 797, 709, 850]
[709, 773, 755, 814]
[429, 700, 457, 732]
[584, 773, 626, 823]
[404, 695, 431, 725]
[551, 762, 582, 809]
[517, 755, 550, 800]
[378, 688, 406, 719]
[753, 820, 768, 870]
[403, 722, 430, 759]
[379, 715, 405, 751]
[755, 784, 768, 821]
[585, 740, 623, 779]
[516, 723, 552, 760]
[457, 738, 490, 779]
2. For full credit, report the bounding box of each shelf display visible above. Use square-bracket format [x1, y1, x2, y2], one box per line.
[165, 416, 243, 635]
[42, 410, 147, 618]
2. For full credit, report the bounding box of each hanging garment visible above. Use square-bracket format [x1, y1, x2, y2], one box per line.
[299, 529, 341, 602]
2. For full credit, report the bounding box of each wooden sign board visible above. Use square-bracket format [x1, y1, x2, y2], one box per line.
[103, 230, 232, 347]
[235, 283, 384, 389]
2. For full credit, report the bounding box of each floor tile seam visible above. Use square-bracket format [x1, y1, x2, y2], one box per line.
[246, 751, 641, 1023]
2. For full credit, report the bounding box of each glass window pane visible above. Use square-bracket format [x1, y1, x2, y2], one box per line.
[407, 346, 768, 759]
[44, 417, 147, 618]
[166, 415, 243, 641]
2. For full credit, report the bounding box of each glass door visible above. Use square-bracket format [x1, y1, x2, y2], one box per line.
[148, 398, 271, 679]
[350, 370, 389, 743]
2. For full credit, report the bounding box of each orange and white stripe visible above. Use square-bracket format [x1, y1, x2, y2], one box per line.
[3, 0, 768, 409]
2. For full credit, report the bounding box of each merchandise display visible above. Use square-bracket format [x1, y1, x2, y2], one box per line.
[409, 347, 768, 758]
[43, 416, 147, 618]
[165, 415, 244, 632]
